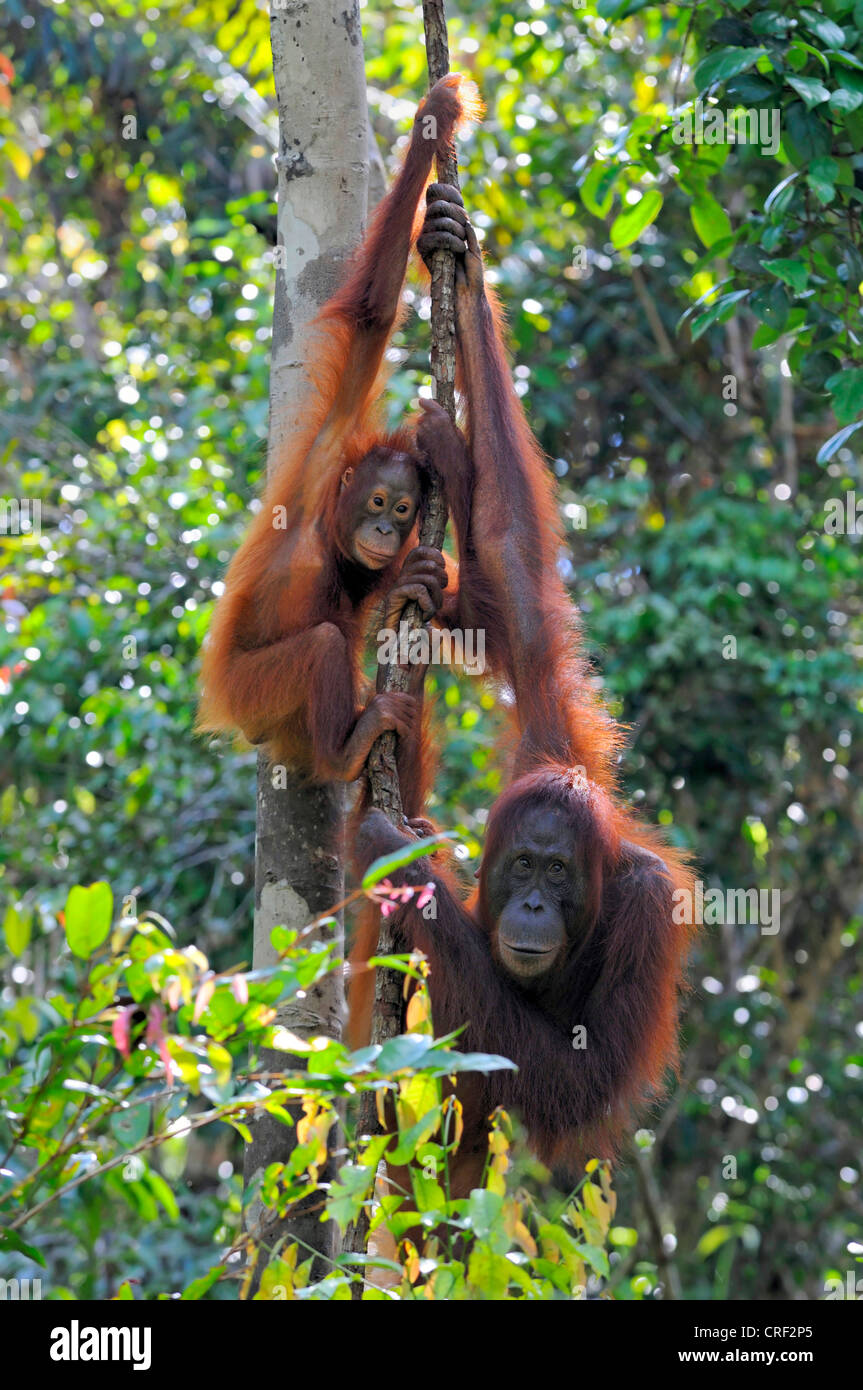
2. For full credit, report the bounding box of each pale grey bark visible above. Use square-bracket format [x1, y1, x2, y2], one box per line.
[367, 116, 387, 213]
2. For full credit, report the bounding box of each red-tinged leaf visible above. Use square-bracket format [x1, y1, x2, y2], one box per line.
[231, 973, 249, 1005]
[145, 1004, 164, 1046]
[112, 1005, 135, 1059]
[159, 1039, 174, 1082]
[193, 978, 215, 1023]
[370, 877, 396, 900]
[164, 978, 183, 1012]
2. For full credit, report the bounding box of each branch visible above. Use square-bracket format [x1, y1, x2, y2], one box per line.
[365, 0, 457, 830]
[363, 1, 459, 1060]
[345, 2, 460, 1284]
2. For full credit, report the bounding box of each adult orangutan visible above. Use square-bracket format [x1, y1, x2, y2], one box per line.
[197, 77, 480, 801]
[353, 779, 692, 1195]
[348, 185, 694, 1195]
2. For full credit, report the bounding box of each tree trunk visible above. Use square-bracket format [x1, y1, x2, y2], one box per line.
[243, 0, 370, 1288]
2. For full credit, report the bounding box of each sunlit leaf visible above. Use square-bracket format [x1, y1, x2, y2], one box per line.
[610, 189, 663, 248]
[64, 883, 113, 959]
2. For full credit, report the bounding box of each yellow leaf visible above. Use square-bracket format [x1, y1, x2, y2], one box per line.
[487, 1163, 507, 1197]
[514, 1220, 537, 1258]
[6, 143, 31, 179]
[396, 1072, 438, 1135]
[406, 990, 431, 1032]
[402, 1239, 420, 1284]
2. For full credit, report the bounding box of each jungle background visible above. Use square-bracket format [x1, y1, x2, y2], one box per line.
[0, 0, 861, 1300]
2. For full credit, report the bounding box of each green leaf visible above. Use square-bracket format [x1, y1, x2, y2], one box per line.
[467, 1248, 513, 1298]
[690, 195, 733, 250]
[829, 88, 863, 115]
[361, 834, 453, 890]
[578, 1241, 611, 1277]
[788, 39, 831, 73]
[430, 1049, 517, 1074]
[64, 883, 114, 959]
[698, 1224, 736, 1257]
[375, 1033, 436, 1072]
[787, 74, 831, 108]
[0, 1229, 47, 1265]
[3, 903, 31, 958]
[800, 9, 846, 47]
[466, 1188, 504, 1240]
[610, 189, 663, 248]
[784, 103, 832, 161]
[227, 1118, 253, 1144]
[0, 196, 24, 232]
[181, 1266, 225, 1300]
[146, 1168, 180, 1221]
[750, 283, 790, 330]
[761, 258, 809, 293]
[690, 289, 750, 341]
[807, 155, 839, 206]
[764, 171, 800, 214]
[391, 1106, 444, 1173]
[810, 153, 840, 180]
[110, 1105, 150, 1147]
[750, 11, 793, 35]
[816, 420, 863, 463]
[596, 0, 655, 18]
[826, 368, 863, 425]
[580, 161, 619, 219]
[677, 276, 733, 332]
[694, 47, 767, 89]
[707, 18, 758, 48]
[800, 350, 841, 392]
[725, 74, 778, 103]
[807, 177, 835, 206]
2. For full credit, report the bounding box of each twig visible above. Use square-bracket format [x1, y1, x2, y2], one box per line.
[630, 1140, 682, 1300]
[630, 265, 676, 364]
[671, 4, 697, 110]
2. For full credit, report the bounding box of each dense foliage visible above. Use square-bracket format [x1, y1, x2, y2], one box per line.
[1, 0, 860, 1299]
